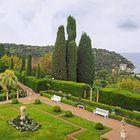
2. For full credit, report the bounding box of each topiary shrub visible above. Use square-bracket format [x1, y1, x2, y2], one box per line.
[65, 110, 73, 117]
[95, 122, 104, 130]
[34, 99, 41, 104]
[53, 106, 61, 112]
[12, 98, 19, 104]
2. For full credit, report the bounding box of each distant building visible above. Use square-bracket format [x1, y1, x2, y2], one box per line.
[120, 64, 127, 71]
[119, 64, 133, 73]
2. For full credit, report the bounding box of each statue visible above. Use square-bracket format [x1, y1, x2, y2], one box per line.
[120, 117, 127, 139]
[20, 106, 26, 121]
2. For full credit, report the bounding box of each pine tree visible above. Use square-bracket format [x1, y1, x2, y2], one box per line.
[77, 33, 95, 85]
[9, 57, 14, 69]
[0, 44, 5, 58]
[67, 41, 77, 81]
[21, 56, 25, 71]
[66, 16, 76, 42]
[26, 54, 32, 76]
[36, 64, 41, 78]
[52, 25, 67, 80]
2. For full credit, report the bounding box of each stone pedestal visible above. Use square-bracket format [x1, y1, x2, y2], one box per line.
[120, 129, 127, 139]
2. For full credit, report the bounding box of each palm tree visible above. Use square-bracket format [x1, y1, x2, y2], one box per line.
[0, 70, 18, 100]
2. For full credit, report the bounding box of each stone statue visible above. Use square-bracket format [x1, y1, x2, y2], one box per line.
[120, 117, 127, 139]
[20, 106, 26, 121]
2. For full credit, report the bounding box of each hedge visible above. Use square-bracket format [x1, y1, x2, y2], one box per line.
[40, 91, 140, 127]
[15, 71, 50, 93]
[40, 92, 77, 106]
[50, 80, 88, 97]
[99, 88, 140, 111]
[68, 95, 140, 122]
[40, 90, 140, 122]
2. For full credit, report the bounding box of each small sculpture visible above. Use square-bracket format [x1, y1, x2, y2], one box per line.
[120, 117, 127, 139]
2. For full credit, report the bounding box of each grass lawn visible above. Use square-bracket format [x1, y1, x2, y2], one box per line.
[0, 103, 110, 140]
[61, 115, 111, 140]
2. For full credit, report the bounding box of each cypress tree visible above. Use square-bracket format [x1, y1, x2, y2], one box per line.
[67, 41, 77, 81]
[66, 16, 76, 42]
[77, 33, 95, 85]
[26, 54, 32, 76]
[0, 44, 5, 58]
[21, 56, 25, 71]
[9, 57, 14, 69]
[52, 25, 67, 80]
[36, 64, 41, 78]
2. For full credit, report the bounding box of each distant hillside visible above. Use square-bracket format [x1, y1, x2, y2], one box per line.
[1, 43, 134, 72]
[2, 43, 53, 57]
[93, 48, 134, 72]
[121, 53, 140, 73]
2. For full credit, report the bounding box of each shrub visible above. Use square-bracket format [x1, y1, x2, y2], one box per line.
[65, 111, 73, 117]
[34, 99, 41, 104]
[12, 98, 19, 104]
[40, 92, 51, 98]
[24, 76, 48, 92]
[50, 80, 88, 97]
[95, 122, 104, 130]
[100, 88, 140, 111]
[53, 106, 61, 112]
[61, 98, 77, 106]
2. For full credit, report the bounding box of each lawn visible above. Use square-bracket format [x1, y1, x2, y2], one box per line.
[0, 103, 110, 140]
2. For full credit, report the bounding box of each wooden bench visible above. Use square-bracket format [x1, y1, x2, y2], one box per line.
[51, 95, 61, 103]
[93, 107, 109, 118]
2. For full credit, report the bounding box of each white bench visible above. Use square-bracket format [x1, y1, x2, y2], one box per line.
[51, 95, 61, 103]
[93, 107, 109, 118]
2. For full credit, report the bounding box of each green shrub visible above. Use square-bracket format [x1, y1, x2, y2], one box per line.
[50, 80, 88, 97]
[34, 99, 41, 104]
[100, 88, 140, 111]
[95, 122, 104, 130]
[40, 92, 51, 98]
[68, 95, 140, 122]
[109, 114, 140, 127]
[24, 76, 48, 92]
[0, 94, 6, 101]
[65, 111, 73, 117]
[12, 98, 19, 104]
[53, 106, 61, 112]
[61, 98, 77, 106]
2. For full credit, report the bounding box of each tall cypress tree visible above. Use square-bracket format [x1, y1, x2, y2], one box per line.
[36, 64, 41, 78]
[26, 54, 32, 76]
[77, 33, 95, 85]
[52, 25, 67, 80]
[0, 44, 5, 58]
[9, 57, 14, 69]
[67, 41, 77, 81]
[21, 56, 25, 71]
[66, 16, 76, 42]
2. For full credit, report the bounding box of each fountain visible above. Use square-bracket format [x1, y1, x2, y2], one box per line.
[8, 106, 40, 131]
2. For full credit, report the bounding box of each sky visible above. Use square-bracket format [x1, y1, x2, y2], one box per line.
[0, 0, 140, 53]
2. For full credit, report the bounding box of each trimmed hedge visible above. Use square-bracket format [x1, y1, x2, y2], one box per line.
[40, 91, 140, 127]
[109, 114, 140, 127]
[99, 88, 140, 111]
[50, 80, 88, 97]
[15, 71, 50, 93]
[40, 92, 77, 106]
[68, 95, 140, 122]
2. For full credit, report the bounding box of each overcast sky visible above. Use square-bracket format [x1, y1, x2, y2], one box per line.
[0, 0, 140, 52]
